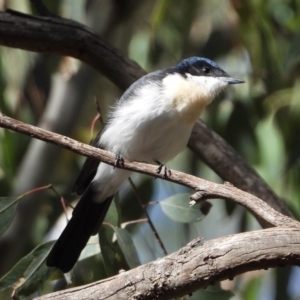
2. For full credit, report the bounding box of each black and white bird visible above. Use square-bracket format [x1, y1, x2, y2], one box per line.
[46, 57, 244, 272]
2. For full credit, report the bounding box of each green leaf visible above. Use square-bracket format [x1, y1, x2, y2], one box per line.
[104, 198, 119, 227]
[159, 193, 205, 223]
[78, 198, 121, 270]
[99, 225, 128, 276]
[286, 31, 300, 73]
[0, 197, 21, 236]
[114, 228, 140, 269]
[79, 235, 101, 261]
[242, 276, 261, 300]
[254, 116, 285, 188]
[0, 241, 55, 297]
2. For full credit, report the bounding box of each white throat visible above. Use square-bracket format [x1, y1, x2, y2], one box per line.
[185, 73, 228, 99]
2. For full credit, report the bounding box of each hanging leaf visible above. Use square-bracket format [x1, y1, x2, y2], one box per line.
[114, 228, 140, 269]
[159, 193, 205, 223]
[79, 235, 101, 261]
[0, 241, 55, 297]
[0, 197, 21, 236]
[105, 196, 120, 227]
[99, 225, 129, 276]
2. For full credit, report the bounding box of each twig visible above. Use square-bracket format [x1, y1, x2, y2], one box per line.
[121, 218, 148, 227]
[0, 114, 299, 229]
[128, 178, 168, 256]
[21, 184, 52, 197]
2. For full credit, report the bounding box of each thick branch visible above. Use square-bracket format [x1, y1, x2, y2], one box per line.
[0, 114, 298, 229]
[35, 228, 300, 300]
[0, 9, 292, 220]
[0, 10, 145, 91]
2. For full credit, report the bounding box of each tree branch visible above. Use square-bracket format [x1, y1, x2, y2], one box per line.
[189, 120, 292, 218]
[0, 10, 145, 91]
[0, 9, 292, 220]
[35, 227, 300, 300]
[0, 114, 298, 230]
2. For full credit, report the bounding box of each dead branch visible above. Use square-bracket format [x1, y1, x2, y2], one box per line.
[0, 10, 144, 91]
[35, 228, 300, 300]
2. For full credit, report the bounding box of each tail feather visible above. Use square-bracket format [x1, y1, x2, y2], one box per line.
[46, 186, 113, 273]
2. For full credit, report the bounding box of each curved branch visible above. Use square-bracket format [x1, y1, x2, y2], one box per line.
[0, 10, 145, 91]
[0, 114, 298, 229]
[35, 228, 300, 300]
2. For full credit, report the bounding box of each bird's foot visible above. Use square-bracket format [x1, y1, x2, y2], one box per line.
[155, 160, 171, 178]
[114, 153, 125, 168]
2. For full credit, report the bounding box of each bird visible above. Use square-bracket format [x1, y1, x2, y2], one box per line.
[46, 57, 244, 273]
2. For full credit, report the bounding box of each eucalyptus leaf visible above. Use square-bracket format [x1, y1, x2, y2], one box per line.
[0, 241, 55, 297]
[79, 235, 101, 261]
[159, 193, 204, 223]
[0, 197, 21, 236]
[286, 31, 300, 72]
[99, 225, 128, 276]
[105, 196, 119, 227]
[114, 227, 140, 269]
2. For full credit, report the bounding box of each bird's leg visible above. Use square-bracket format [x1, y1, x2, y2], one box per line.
[154, 160, 171, 178]
[114, 153, 125, 168]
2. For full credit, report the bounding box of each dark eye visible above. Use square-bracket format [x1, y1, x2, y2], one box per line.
[202, 67, 211, 74]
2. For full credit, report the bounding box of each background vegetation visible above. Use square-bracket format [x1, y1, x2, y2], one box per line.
[0, 0, 300, 299]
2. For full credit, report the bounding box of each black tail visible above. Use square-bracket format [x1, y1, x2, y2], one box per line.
[46, 186, 113, 273]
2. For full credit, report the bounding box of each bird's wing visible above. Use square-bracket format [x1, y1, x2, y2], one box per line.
[72, 70, 166, 195]
[118, 70, 166, 104]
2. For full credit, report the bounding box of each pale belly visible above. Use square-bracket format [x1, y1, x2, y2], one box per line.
[111, 112, 194, 164]
[93, 115, 193, 201]
[126, 121, 192, 163]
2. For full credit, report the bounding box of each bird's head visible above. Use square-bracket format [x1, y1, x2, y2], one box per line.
[156, 57, 244, 124]
[171, 56, 244, 98]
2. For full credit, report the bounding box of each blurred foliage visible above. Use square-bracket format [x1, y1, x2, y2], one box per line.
[0, 0, 300, 299]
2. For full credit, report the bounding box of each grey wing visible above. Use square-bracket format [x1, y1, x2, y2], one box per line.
[118, 70, 165, 104]
[72, 69, 167, 194]
[72, 132, 102, 195]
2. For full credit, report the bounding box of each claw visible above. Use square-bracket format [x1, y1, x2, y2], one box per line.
[155, 160, 171, 178]
[114, 153, 124, 168]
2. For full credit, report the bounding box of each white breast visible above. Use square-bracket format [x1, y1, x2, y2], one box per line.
[99, 81, 193, 163]
[161, 73, 227, 124]
[99, 72, 227, 162]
